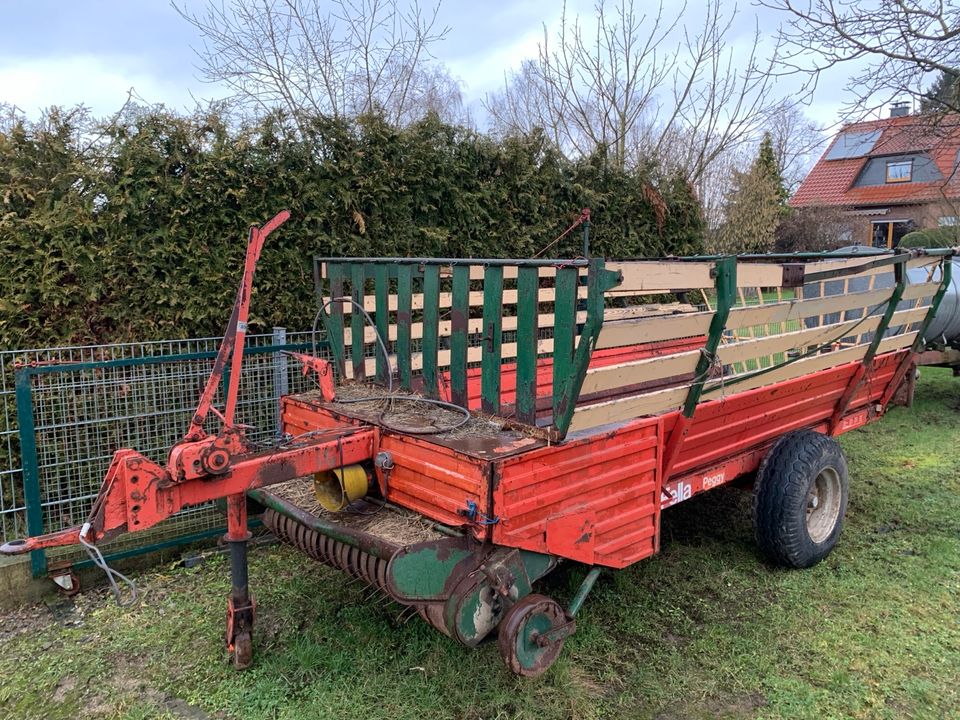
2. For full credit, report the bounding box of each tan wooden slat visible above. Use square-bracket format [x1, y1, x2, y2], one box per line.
[607, 261, 717, 291]
[718, 306, 928, 367]
[596, 310, 713, 348]
[703, 332, 917, 402]
[569, 330, 919, 433]
[326, 284, 590, 314]
[902, 281, 940, 301]
[580, 352, 700, 395]
[726, 288, 895, 332]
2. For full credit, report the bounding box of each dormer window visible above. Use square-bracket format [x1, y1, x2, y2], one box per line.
[886, 159, 913, 183]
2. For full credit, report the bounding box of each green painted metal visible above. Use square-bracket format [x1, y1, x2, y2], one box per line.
[387, 541, 473, 600]
[67, 523, 257, 570]
[396, 263, 413, 391]
[315, 256, 589, 268]
[421, 264, 441, 397]
[683, 256, 737, 417]
[450, 265, 470, 407]
[568, 566, 602, 616]
[481, 265, 504, 414]
[374, 264, 390, 384]
[862, 252, 908, 365]
[350, 264, 366, 381]
[551, 259, 621, 436]
[552, 267, 578, 419]
[516, 266, 539, 424]
[323, 263, 346, 376]
[14, 368, 45, 577]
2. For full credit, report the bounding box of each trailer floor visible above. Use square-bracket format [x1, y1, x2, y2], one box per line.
[1, 368, 958, 720]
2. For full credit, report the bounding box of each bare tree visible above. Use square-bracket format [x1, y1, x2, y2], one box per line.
[485, 0, 791, 182]
[759, 0, 960, 120]
[766, 101, 827, 193]
[174, 0, 464, 127]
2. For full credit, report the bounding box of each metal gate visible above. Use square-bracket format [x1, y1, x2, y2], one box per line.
[0, 330, 323, 578]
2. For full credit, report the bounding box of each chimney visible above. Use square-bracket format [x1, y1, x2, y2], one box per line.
[890, 101, 911, 118]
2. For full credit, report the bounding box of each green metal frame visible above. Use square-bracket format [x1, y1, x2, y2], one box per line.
[13, 339, 319, 578]
[317, 257, 621, 439]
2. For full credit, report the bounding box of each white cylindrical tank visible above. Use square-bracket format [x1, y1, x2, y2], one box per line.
[818, 246, 960, 344]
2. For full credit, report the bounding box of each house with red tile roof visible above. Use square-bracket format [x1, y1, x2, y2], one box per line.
[790, 106, 960, 248]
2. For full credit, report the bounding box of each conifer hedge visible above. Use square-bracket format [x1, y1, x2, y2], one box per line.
[0, 108, 705, 348]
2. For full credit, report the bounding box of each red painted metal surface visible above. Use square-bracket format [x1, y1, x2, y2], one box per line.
[377, 431, 490, 538]
[491, 417, 662, 569]
[440, 337, 704, 412]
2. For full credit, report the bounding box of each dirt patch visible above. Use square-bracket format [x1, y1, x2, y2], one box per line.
[110, 656, 215, 720]
[51, 674, 77, 703]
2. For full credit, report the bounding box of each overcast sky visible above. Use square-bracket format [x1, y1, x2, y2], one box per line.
[0, 0, 856, 128]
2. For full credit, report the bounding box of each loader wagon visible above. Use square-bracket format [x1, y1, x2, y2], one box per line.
[3, 212, 955, 677]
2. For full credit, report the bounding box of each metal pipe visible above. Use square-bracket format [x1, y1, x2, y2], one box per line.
[568, 566, 602, 617]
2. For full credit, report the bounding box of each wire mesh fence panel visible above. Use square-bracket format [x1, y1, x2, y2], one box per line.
[0, 331, 318, 570]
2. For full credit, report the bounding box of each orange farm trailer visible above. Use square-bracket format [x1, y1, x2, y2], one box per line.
[3, 212, 956, 676]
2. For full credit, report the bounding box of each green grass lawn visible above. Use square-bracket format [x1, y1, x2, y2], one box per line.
[1, 369, 958, 720]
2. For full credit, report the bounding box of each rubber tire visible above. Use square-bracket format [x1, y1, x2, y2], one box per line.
[496, 594, 568, 678]
[753, 430, 849, 569]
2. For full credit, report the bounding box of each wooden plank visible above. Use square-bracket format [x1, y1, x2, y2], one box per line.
[569, 330, 918, 433]
[703, 332, 917, 402]
[516, 266, 539, 424]
[580, 352, 699, 395]
[481, 266, 504, 414]
[449, 265, 469, 407]
[597, 311, 712, 349]
[607, 261, 716, 291]
[396, 264, 413, 390]
[327, 285, 589, 314]
[374, 264, 389, 384]
[421, 265, 440, 397]
[350, 264, 365, 381]
[726, 287, 895, 332]
[553, 267, 578, 408]
[717, 306, 928, 367]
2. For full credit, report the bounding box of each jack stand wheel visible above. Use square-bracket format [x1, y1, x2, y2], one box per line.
[497, 594, 570, 677]
[232, 630, 253, 669]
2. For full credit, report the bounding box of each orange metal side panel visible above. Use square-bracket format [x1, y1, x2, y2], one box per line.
[281, 396, 485, 536]
[377, 432, 489, 536]
[667, 352, 904, 479]
[492, 416, 662, 569]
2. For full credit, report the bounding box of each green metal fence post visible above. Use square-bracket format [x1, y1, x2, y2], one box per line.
[14, 367, 46, 577]
[481, 266, 504, 414]
[515, 266, 540, 424]
[422, 265, 441, 397]
[450, 265, 470, 407]
[396, 264, 414, 391]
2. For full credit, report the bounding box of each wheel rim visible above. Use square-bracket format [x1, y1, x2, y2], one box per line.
[497, 595, 566, 677]
[806, 467, 842, 544]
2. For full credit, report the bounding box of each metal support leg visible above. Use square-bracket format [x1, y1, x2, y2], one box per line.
[225, 493, 255, 669]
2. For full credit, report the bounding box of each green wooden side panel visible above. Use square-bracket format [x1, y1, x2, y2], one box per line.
[552, 267, 578, 422]
[421, 264, 441, 397]
[374, 264, 390, 384]
[516, 266, 539, 424]
[481, 266, 504, 414]
[396, 264, 413, 391]
[350, 264, 366, 381]
[551, 259, 621, 437]
[324, 263, 346, 377]
[450, 265, 470, 408]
